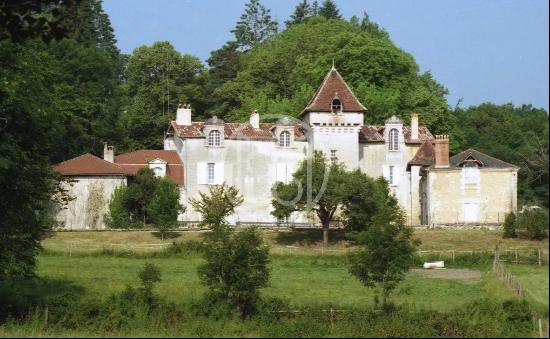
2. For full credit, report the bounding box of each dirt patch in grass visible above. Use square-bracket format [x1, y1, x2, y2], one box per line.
[410, 268, 482, 281]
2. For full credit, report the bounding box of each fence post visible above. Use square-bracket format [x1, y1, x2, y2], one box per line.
[538, 248, 542, 267]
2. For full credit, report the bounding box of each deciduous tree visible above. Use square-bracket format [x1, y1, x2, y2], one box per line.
[189, 183, 244, 229]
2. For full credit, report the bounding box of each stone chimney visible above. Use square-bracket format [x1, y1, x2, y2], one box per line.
[103, 143, 114, 163]
[434, 135, 449, 168]
[250, 110, 260, 129]
[411, 113, 419, 140]
[176, 103, 192, 126]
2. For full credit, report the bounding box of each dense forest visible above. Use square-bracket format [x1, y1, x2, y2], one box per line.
[0, 0, 548, 277]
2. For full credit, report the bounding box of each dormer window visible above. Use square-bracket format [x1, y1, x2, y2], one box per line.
[279, 131, 291, 148]
[208, 130, 221, 147]
[153, 167, 163, 177]
[331, 98, 342, 113]
[388, 128, 399, 151]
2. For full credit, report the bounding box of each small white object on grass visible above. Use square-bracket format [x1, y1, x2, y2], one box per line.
[423, 261, 445, 269]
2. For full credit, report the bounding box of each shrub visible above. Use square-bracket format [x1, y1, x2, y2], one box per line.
[147, 178, 184, 239]
[503, 212, 517, 238]
[198, 226, 270, 317]
[105, 185, 130, 229]
[517, 208, 549, 240]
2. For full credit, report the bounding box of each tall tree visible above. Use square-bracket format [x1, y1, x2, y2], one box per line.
[122, 41, 204, 150]
[148, 178, 184, 239]
[271, 151, 348, 246]
[285, 0, 312, 27]
[360, 11, 389, 40]
[318, 0, 341, 20]
[231, 0, 278, 50]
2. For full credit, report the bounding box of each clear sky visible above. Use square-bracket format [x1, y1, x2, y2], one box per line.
[103, 0, 549, 110]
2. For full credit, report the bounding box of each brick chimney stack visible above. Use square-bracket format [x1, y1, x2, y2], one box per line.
[250, 110, 260, 129]
[103, 143, 114, 163]
[434, 135, 449, 168]
[411, 113, 419, 140]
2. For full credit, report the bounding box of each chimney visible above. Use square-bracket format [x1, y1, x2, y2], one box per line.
[103, 143, 114, 163]
[250, 110, 260, 129]
[176, 103, 192, 126]
[434, 135, 449, 168]
[411, 113, 419, 140]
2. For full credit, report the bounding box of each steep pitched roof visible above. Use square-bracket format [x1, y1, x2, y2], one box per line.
[169, 121, 308, 141]
[449, 149, 518, 169]
[301, 67, 366, 115]
[407, 141, 435, 170]
[54, 153, 126, 176]
[114, 150, 184, 186]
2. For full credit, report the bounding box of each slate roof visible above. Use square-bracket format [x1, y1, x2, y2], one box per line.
[301, 67, 366, 115]
[54, 153, 126, 176]
[114, 150, 184, 186]
[449, 149, 518, 169]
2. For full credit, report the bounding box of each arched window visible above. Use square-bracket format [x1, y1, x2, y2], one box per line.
[208, 130, 221, 147]
[331, 98, 341, 112]
[388, 128, 399, 151]
[279, 131, 291, 148]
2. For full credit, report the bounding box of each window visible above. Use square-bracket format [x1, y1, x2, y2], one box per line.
[279, 131, 291, 148]
[207, 163, 215, 184]
[208, 130, 221, 147]
[388, 128, 399, 151]
[330, 149, 337, 165]
[331, 98, 341, 112]
[389, 165, 395, 185]
[464, 166, 479, 184]
[153, 167, 163, 177]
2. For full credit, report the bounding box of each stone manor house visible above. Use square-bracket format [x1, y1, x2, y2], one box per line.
[54, 67, 519, 230]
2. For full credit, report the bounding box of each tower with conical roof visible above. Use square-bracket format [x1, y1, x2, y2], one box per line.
[301, 66, 366, 169]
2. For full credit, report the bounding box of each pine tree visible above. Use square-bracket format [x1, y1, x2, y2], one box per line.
[231, 0, 278, 50]
[360, 11, 389, 40]
[311, 0, 319, 16]
[285, 0, 312, 27]
[318, 0, 341, 20]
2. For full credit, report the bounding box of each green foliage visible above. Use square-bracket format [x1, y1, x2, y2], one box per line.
[123, 168, 158, 224]
[214, 17, 449, 132]
[198, 227, 270, 317]
[121, 41, 205, 150]
[271, 151, 348, 245]
[138, 263, 162, 305]
[189, 183, 244, 229]
[285, 0, 314, 27]
[503, 212, 517, 239]
[231, 0, 278, 50]
[105, 185, 130, 229]
[318, 0, 341, 20]
[147, 178, 184, 237]
[516, 208, 549, 240]
[341, 171, 401, 238]
[451, 103, 549, 207]
[349, 209, 418, 305]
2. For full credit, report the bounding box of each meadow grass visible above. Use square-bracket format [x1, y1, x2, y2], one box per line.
[506, 264, 549, 309]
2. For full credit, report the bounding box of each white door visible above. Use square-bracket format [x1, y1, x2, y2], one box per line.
[463, 203, 479, 223]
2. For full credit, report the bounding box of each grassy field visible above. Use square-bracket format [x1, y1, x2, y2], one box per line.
[0, 229, 547, 337]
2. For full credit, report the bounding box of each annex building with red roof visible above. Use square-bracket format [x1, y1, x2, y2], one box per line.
[54, 67, 518, 230]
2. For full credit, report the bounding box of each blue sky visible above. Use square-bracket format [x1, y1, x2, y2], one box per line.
[103, 0, 549, 110]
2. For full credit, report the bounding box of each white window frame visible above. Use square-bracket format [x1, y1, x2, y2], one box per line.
[207, 163, 215, 184]
[279, 131, 291, 148]
[208, 130, 221, 147]
[388, 128, 399, 151]
[463, 166, 479, 185]
[153, 167, 163, 177]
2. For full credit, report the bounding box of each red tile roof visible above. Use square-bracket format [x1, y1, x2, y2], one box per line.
[114, 150, 184, 186]
[301, 67, 366, 115]
[169, 121, 308, 141]
[407, 141, 435, 170]
[54, 153, 126, 176]
[359, 126, 434, 143]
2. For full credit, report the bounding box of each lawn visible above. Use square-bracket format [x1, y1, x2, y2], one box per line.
[506, 264, 549, 309]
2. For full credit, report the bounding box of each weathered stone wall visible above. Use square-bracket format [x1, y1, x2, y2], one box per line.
[424, 168, 518, 225]
[54, 176, 126, 230]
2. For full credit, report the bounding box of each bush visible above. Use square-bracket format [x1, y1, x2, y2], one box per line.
[198, 226, 270, 317]
[147, 178, 184, 238]
[105, 185, 130, 229]
[517, 208, 549, 240]
[503, 212, 517, 238]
